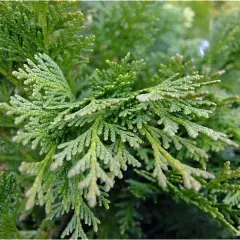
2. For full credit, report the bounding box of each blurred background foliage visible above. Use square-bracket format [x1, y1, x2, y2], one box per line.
[0, 1, 240, 239]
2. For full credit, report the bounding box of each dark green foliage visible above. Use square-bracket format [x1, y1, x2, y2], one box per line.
[0, 172, 21, 239]
[0, 1, 240, 239]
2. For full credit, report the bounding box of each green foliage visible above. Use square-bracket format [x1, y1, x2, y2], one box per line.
[2, 50, 238, 238]
[86, 2, 161, 65]
[115, 193, 142, 238]
[0, 172, 21, 239]
[0, 1, 94, 92]
[204, 7, 240, 72]
[0, 1, 240, 239]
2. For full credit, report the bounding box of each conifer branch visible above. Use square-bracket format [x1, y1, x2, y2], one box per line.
[0, 2, 240, 238]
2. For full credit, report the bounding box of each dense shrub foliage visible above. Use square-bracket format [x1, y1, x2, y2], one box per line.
[0, 1, 240, 239]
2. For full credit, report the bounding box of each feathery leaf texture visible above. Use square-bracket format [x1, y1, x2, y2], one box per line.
[1, 51, 239, 237]
[0, 2, 240, 239]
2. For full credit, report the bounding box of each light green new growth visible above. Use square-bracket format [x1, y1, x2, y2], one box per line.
[1, 2, 240, 239]
[1, 50, 238, 237]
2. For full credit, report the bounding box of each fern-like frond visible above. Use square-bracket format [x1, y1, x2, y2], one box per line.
[1, 52, 238, 238]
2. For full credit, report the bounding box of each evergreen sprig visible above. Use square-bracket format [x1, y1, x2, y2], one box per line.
[0, 1, 240, 239]
[1, 50, 238, 237]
